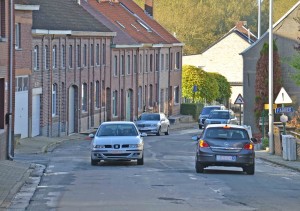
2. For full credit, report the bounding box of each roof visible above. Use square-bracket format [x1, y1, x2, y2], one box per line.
[24, 0, 114, 35]
[241, 1, 300, 54]
[101, 121, 135, 125]
[86, 0, 182, 45]
[205, 124, 246, 130]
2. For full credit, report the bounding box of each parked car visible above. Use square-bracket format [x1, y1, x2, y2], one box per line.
[135, 112, 170, 136]
[198, 105, 226, 129]
[203, 109, 238, 129]
[194, 124, 257, 174]
[90, 121, 146, 166]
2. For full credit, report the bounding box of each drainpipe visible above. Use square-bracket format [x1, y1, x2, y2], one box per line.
[8, 0, 14, 160]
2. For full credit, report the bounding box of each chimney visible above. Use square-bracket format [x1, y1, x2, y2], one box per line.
[145, 0, 153, 17]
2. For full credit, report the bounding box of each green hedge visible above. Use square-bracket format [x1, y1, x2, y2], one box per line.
[180, 103, 204, 120]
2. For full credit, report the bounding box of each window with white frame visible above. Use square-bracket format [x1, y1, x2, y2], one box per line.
[77, 44, 81, 67]
[44, 45, 49, 70]
[52, 45, 57, 69]
[120, 55, 124, 75]
[33, 45, 39, 70]
[52, 83, 57, 116]
[95, 81, 100, 109]
[114, 55, 118, 76]
[149, 84, 153, 107]
[0, 0, 5, 38]
[61, 45, 66, 68]
[15, 23, 21, 49]
[15, 76, 28, 92]
[138, 86, 142, 110]
[112, 90, 118, 116]
[139, 54, 143, 73]
[90, 44, 94, 66]
[155, 53, 159, 71]
[160, 54, 164, 71]
[166, 53, 169, 71]
[145, 54, 148, 73]
[127, 55, 130, 75]
[83, 44, 87, 67]
[175, 52, 180, 70]
[69, 45, 73, 68]
[96, 44, 100, 65]
[102, 43, 106, 65]
[174, 86, 180, 104]
[101, 80, 105, 107]
[82, 83, 87, 112]
[150, 54, 153, 72]
[133, 55, 137, 73]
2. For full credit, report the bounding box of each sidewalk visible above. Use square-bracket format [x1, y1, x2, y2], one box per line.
[1, 121, 300, 210]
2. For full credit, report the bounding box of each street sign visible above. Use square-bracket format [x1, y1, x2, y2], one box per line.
[234, 94, 244, 104]
[275, 107, 294, 114]
[193, 85, 197, 92]
[275, 87, 292, 104]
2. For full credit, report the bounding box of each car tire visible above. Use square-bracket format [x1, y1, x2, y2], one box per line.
[165, 126, 169, 135]
[199, 125, 202, 129]
[91, 158, 99, 166]
[243, 164, 255, 175]
[137, 154, 144, 165]
[195, 161, 204, 173]
[156, 127, 161, 136]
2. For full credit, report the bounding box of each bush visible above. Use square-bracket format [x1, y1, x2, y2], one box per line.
[262, 138, 269, 150]
[180, 103, 204, 120]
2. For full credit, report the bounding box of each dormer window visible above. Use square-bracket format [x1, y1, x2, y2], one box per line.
[137, 20, 152, 32]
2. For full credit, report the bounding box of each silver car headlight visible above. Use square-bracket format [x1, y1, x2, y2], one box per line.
[129, 143, 143, 148]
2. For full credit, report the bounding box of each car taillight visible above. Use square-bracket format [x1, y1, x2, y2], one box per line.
[199, 140, 209, 148]
[244, 143, 254, 150]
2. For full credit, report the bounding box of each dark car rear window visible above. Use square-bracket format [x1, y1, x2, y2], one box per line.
[208, 111, 229, 119]
[138, 114, 160, 121]
[201, 107, 220, 115]
[204, 127, 249, 140]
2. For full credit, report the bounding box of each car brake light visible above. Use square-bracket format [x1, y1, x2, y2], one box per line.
[199, 140, 209, 148]
[244, 143, 254, 150]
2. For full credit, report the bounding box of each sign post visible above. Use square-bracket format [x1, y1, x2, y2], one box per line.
[234, 94, 244, 125]
[275, 87, 292, 135]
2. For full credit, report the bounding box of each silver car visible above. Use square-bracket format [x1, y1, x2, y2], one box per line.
[90, 121, 146, 166]
[135, 113, 170, 136]
[198, 105, 226, 129]
[203, 109, 238, 129]
[194, 124, 257, 174]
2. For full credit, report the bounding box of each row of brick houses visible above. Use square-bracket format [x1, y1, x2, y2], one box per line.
[0, 0, 183, 160]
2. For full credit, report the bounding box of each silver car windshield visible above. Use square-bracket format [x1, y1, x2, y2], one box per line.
[204, 128, 249, 140]
[208, 111, 230, 119]
[97, 124, 138, 136]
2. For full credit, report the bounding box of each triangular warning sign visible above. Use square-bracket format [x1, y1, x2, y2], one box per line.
[275, 87, 292, 104]
[234, 94, 244, 104]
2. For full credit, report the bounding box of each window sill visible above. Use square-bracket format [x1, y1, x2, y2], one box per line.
[15, 48, 23, 51]
[0, 129, 5, 134]
[0, 37, 8, 42]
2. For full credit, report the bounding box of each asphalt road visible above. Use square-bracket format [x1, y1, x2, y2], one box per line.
[12, 128, 300, 211]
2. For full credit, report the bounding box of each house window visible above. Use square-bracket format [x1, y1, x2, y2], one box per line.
[61, 45, 66, 68]
[52, 45, 57, 69]
[90, 44, 94, 66]
[139, 54, 143, 73]
[149, 84, 153, 107]
[0, 0, 5, 38]
[166, 53, 169, 71]
[150, 54, 153, 72]
[33, 45, 39, 71]
[96, 44, 100, 65]
[138, 86, 142, 110]
[170, 53, 173, 70]
[114, 55, 118, 76]
[95, 81, 100, 109]
[145, 54, 148, 72]
[82, 83, 87, 112]
[160, 54, 164, 71]
[15, 23, 21, 49]
[155, 53, 159, 71]
[77, 44, 81, 67]
[120, 55, 124, 75]
[133, 55, 137, 73]
[101, 80, 105, 107]
[44, 45, 49, 70]
[175, 52, 180, 70]
[83, 44, 87, 67]
[112, 90, 118, 116]
[0, 79, 4, 129]
[52, 84, 57, 116]
[174, 86, 180, 104]
[102, 43, 106, 65]
[127, 55, 130, 75]
[69, 45, 73, 68]
[15, 76, 28, 92]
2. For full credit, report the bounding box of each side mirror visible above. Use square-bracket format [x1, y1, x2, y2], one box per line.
[192, 135, 199, 141]
[89, 134, 95, 139]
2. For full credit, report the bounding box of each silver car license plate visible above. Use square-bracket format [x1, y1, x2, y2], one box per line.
[216, 155, 236, 162]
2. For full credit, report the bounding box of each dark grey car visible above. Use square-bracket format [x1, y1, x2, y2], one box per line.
[194, 124, 257, 175]
[198, 105, 225, 129]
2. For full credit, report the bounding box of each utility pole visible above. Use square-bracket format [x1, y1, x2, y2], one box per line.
[258, 0, 262, 38]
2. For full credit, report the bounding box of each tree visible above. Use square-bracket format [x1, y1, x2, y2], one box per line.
[209, 72, 232, 104]
[182, 65, 219, 103]
[254, 41, 282, 130]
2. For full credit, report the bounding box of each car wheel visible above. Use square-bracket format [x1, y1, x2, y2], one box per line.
[199, 125, 202, 129]
[165, 126, 169, 135]
[195, 161, 204, 173]
[137, 154, 144, 165]
[91, 158, 99, 166]
[156, 127, 161, 136]
[243, 164, 255, 175]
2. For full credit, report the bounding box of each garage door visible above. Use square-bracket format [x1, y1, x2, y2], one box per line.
[32, 95, 40, 137]
[15, 91, 28, 138]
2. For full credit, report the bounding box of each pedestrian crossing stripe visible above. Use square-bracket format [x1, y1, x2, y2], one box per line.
[234, 94, 244, 104]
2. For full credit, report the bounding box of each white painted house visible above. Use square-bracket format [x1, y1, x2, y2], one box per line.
[183, 21, 257, 107]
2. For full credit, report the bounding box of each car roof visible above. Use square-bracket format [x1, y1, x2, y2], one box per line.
[205, 124, 245, 129]
[101, 121, 134, 125]
[203, 105, 224, 108]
